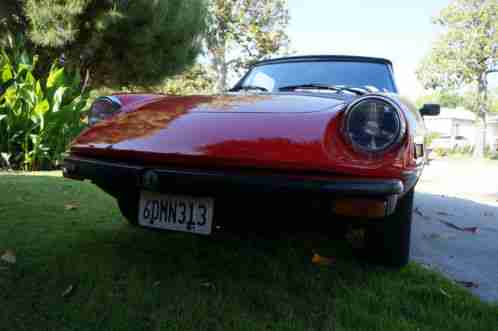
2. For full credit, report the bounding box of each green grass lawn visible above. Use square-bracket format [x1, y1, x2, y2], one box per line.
[0, 172, 496, 331]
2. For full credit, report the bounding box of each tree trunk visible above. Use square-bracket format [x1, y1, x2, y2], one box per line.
[473, 74, 488, 159]
[218, 57, 228, 93]
[473, 113, 487, 158]
[212, 44, 228, 94]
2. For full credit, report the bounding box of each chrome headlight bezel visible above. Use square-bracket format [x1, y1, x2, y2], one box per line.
[88, 96, 122, 126]
[342, 95, 406, 155]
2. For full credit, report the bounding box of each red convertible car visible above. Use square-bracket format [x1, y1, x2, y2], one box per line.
[63, 55, 440, 267]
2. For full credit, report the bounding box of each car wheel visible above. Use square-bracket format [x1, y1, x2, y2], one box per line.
[363, 188, 414, 268]
[117, 194, 139, 226]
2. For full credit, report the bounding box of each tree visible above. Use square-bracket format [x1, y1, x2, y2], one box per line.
[415, 90, 465, 109]
[490, 87, 498, 113]
[206, 0, 290, 92]
[1, 0, 207, 88]
[0, 1, 26, 47]
[416, 0, 497, 158]
[162, 63, 215, 95]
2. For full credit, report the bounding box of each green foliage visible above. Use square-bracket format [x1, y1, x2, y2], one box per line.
[488, 88, 498, 113]
[415, 91, 465, 109]
[1, 0, 207, 88]
[417, 0, 497, 90]
[162, 64, 215, 95]
[454, 145, 474, 155]
[424, 132, 441, 148]
[484, 144, 496, 158]
[432, 147, 449, 158]
[24, 0, 92, 48]
[458, 88, 498, 115]
[417, 0, 498, 158]
[0, 41, 89, 170]
[432, 145, 477, 158]
[416, 88, 498, 115]
[431, 146, 473, 157]
[491, 101, 498, 113]
[206, 0, 290, 91]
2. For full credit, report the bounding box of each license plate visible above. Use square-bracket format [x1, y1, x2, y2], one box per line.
[138, 191, 214, 235]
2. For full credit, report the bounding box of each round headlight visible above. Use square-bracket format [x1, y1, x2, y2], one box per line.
[343, 96, 405, 154]
[88, 96, 122, 126]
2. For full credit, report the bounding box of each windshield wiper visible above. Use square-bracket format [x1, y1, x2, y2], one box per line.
[236, 85, 269, 92]
[279, 83, 341, 92]
[278, 84, 368, 95]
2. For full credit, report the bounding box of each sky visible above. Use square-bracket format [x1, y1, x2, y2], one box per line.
[287, 0, 497, 100]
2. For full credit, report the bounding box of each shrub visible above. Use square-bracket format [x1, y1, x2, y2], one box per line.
[432, 147, 449, 157]
[454, 145, 474, 155]
[0, 40, 89, 170]
[162, 64, 215, 95]
[424, 132, 441, 148]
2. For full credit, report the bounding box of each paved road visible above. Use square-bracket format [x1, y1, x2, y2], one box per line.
[411, 159, 498, 303]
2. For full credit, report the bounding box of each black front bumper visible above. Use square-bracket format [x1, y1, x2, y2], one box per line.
[63, 155, 404, 198]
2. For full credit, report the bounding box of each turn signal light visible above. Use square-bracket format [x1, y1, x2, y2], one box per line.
[332, 198, 387, 218]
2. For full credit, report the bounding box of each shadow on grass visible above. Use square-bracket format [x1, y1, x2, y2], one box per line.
[0, 174, 356, 330]
[1, 174, 496, 331]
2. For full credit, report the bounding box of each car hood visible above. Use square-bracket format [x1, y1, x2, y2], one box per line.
[121, 93, 348, 114]
[70, 92, 411, 178]
[71, 93, 346, 164]
[73, 93, 349, 148]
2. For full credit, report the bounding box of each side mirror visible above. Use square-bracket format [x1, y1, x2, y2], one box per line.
[420, 104, 440, 116]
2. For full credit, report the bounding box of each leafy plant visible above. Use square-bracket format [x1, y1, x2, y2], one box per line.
[443, 145, 474, 157]
[424, 132, 441, 148]
[0, 40, 89, 170]
[432, 147, 449, 158]
[457, 145, 474, 155]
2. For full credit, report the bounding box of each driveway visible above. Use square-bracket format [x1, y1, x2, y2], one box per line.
[411, 158, 498, 303]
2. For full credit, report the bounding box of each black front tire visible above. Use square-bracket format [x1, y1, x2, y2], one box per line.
[363, 188, 414, 268]
[117, 194, 139, 226]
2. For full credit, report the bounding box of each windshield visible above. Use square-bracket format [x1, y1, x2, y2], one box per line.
[238, 61, 397, 93]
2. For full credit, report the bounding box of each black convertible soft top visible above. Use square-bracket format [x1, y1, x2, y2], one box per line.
[253, 55, 393, 67]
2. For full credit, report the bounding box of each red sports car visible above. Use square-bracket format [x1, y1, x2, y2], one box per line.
[63, 55, 440, 267]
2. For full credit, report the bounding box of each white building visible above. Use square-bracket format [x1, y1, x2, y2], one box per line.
[487, 115, 498, 146]
[423, 107, 498, 148]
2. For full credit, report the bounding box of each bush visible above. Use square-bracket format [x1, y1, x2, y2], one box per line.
[425, 132, 441, 148]
[0, 40, 89, 170]
[454, 145, 474, 155]
[432, 147, 449, 157]
[162, 64, 215, 95]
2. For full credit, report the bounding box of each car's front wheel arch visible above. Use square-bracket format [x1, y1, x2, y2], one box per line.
[363, 188, 414, 268]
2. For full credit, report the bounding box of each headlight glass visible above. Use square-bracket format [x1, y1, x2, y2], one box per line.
[343, 97, 403, 153]
[88, 96, 121, 126]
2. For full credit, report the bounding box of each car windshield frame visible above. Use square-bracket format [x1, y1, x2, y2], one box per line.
[232, 57, 398, 94]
